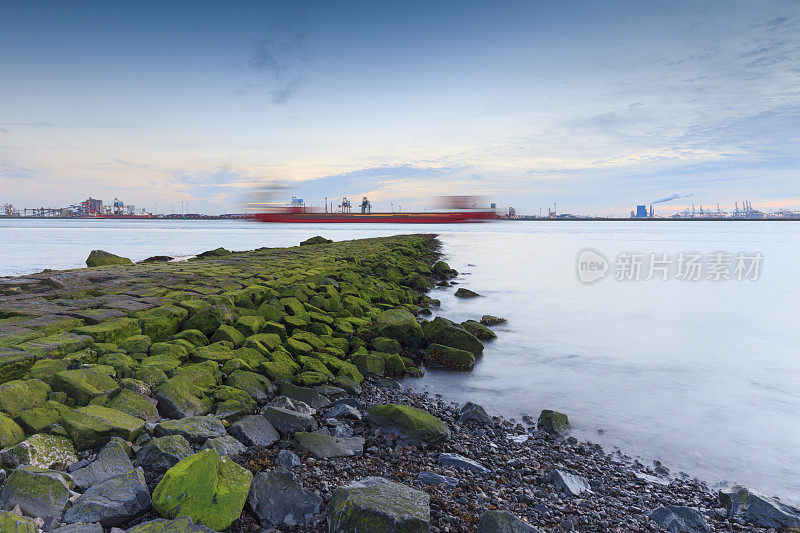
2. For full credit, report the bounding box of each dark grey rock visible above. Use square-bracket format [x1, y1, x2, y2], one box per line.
[458, 401, 492, 425]
[261, 406, 317, 435]
[52, 524, 105, 533]
[62, 468, 151, 527]
[275, 449, 301, 470]
[324, 403, 362, 421]
[71, 438, 134, 490]
[278, 382, 329, 410]
[374, 378, 401, 390]
[536, 410, 570, 436]
[478, 510, 541, 532]
[416, 471, 458, 488]
[294, 432, 364, 459]
[269, 395, 316, 415]
[547, 469, 591, 496]
[199, 435, 247, 458]
[0, 465, 72, 519]
[247, 469, 322, 528]
[719, 485, 800, 529]
[328, 397, 366, 411]
[648, 506, 710, 533]
[437, 452, 490, 474]
[228, 415, 279, 447]
[134, 435, 192, 475]
[152, 416, 226, 445]
[328, 477, 430, 532]
[330, 423, 354, 438]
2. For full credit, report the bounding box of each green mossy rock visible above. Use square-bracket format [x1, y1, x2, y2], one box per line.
[139, 354, 182, 374]
[154, 363, 217, 419]
[62, 405, 145, 450]
[260, 322, 287, 341]
[14, 332, 93, 359]
[135, 366, 169, 388]
[423, 343, 475, 371]
[0, 510, 37, 532]
[52, 368, 120, 406]
[423, 317, 484, 356]
[98, 351, 138, 377]
[118, 335, 153, 354]
[328, 476, 430, 532]
[196, 247, 231, 258]
[460, 320, 497, 341]
[86, 250, 133, 267]
[233, 315, 263, 337]
[256, 302, 285, 323]
[0, 464, 72, 519]
[190, 342, 235, 363]
[284, 337, 312, 356]
[107, 389, 160, 423]
[136, 306, 189, 342]
[243, 332, 282, 354]
[153, 416, 226, 445]
[0, 379, 49, 416]
[291, 330, 325, 351]
[152, 449, 252, 531]
[226, 370, 274, 405]
[373, 308, 424, 343]
[73, 318, 142, 345]
[2, 433, 77, 469]
[537, 410, 571, 436]
[184, 306, 235, 337]
[169, 329, 209, 347]
[300, 236, 332, 246]
[209, 325, 245, 348]
[384, 354, 405, 377]
[351, 353, 385, 377]
[149, 342, 189, 360]
[366, 403, 451, 445]
[15, 400, 71, 434]
[371, 336, 401, 354]
[477, 509, 539, 532]
[0, 349, 35, 385]
[0, 413, 25, 448]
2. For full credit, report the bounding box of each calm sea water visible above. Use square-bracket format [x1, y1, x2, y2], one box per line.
[3, 218, 800, 502]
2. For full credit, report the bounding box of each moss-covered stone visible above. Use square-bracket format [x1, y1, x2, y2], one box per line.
[190, 342, 235, 363]
[371, 336, 401, 354]
[98, 351, 138, 377]
[118, 334, 153, 354]
[139, 354, 182, 374]
[107, 388, 160, 423]
[135, 366, 169, 388]
[86, 250, 133, 267]
[14, 400, 71, 434]
[0, 464, 72, 519]
[233, 315, 263, 337]
[373, 308, 424, 343]
[423, 317, 484, 356]
[0, 349, 35, 385]
[52, 368, 120, 405]
[169, 329, 209, 347]
[351, 353, 385, 377]
[537, 410, 571, 436]
[62, 404, 145, 450]
[2, 433, 77, 469]
[226, 370, 274, 405]
[152, 449, 252, 531]
[0, 379, 49, 416]
[384, 354, 405, 377]
[136, 306, 188, 342]
[328, 477, 430, 532]
[73, 318, 142, 344]
[14, 332, 93, 359]
[460, 320, 498, 341]
[366, 403, 451, 445]
[0, 413, 25, 448]
[423, 343, 475, 371]
[209, 325, 245, 347]
[300, 236, 332, 246]
[28, 359, 68, 382]
[183, 305, 234, 337]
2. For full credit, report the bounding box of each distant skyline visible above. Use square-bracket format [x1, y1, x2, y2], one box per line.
[1, 1, 799, 216]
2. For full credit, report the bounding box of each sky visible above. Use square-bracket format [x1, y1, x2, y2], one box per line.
[1, 0, 799, 216]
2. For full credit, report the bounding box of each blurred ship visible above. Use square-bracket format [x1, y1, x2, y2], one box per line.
[250, 194, 498, 223]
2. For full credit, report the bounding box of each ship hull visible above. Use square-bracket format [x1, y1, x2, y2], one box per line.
[253, 211, 497, 223]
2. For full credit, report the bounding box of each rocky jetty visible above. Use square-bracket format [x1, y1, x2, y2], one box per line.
[0, 234, 792, 532]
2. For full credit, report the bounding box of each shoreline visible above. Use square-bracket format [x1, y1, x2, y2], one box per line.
[0, 235, 794, 531]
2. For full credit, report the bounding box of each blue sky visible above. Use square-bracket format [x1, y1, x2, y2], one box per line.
[1, 0, 798, 215]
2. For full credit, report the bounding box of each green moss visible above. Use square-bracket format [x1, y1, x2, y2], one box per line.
[14, 332, 93, 359]
[148, 342, 189, 360]
[15, 400, 71, 434]
[183, 305, 234, 337]
[190, 342, 235, 363]
[209, 325, 245, 347]
[136, 305, 188, 342]
[86, 250, 133, 267]
[98, 351, 139, 377]
[423, 343, 475, 371]
[62, 404, 145, 450]
[366, 403, 451, 445]
[28, 358, 68, 382]
[118, 334, 153, 354]
[0, 413, 25, 447]
[233, 315, 263, 337]
[384, 354, 405, 376]
[72, 318, 142, 344]
[107, 388, 160, 422]
[351, 353, 385, 377]
[169, 329, 209, 347]
[0, 379, 49, 416]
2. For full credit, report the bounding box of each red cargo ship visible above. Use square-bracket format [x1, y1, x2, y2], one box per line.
[252, 196, 498, 224]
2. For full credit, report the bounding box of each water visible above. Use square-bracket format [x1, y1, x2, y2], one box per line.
[3, 218, 800, 502]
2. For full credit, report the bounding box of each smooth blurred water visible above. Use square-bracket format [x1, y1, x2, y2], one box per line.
[3, 218, 800, 502]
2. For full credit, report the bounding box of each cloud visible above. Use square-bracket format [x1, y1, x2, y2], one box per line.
[0, 161, 36, 180]
[247, 6, 308, 104]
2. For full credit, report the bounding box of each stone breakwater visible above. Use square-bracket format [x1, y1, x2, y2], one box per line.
[0, 234, 795, 532]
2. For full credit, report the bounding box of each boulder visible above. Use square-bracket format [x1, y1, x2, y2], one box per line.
[547, 469, 591, 496]
[648, 506, 710, 533]
[0, 349, 35, 385]
[278, 382, 330, 410]
[199, 435, 246, 458]
[477, 510, 540, 532]
[247, 469, 322, 528]
[16, 400, 72, 434]
[423, 317, 483, 356]
[328, 477, 430, 532]
[261, 406, 316, 435]
[460, 320, 497, 340]
[0, 510, 37, 533]
[71, 438, 134, 490]
[454, 287, 479, 298]
[86, 250, 133, 268]
[371, 337, 401, 354]
[480, 315, 506, 326]
[154, 365, 216, 419]
[537, 410, 570, 436]
[107, 389, 160, 423]
[151, 449, 252, 531]
[153, 416, 226, 445]
[437, 453, 490, 474]
[52, 523, 105, 533]
[0, 414, 24, 449]
[719, 485, 800, 529]
[226, 370, 274, 405]
[195, 247, 230, 258]
[423, 344, 475, 371]
[458, 402, 492, 425]
[366, 403, 450, 445]
[373, 308, 424, 343]
[124, 517, 217, 533]
[135, 435, 192, 475]
[52, 368, 120, 405]
[209, 326, 245, 348]
[324, 403, 362, 421]
[0, 379, 49, 417]
[294, 432, 364, 458]
[184, 306, 235, 337]
[213, 385, 256, 420]
[72, 318, 142, 345]
[62, 468, 151, 527]
[1, 433, 77, 470]
[228, 415, 279, 448]
[274, 449, 301, 470]
[0, 465, 72, 519]
[62, 405, 145, 450]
